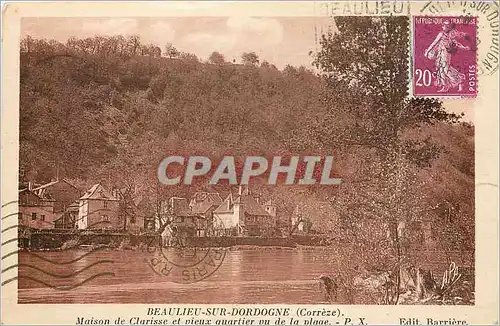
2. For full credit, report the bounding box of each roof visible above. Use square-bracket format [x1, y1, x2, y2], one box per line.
[32, 180, 59, 191]
[238, 193, 270, 216]
[68, 200, 80, 209]
[190, 192, 223, 214]
[198, 192, 223, 203]
[32, 178, 80, 192]
[80, 184, 119, 201]
[18, 188, 56, 202]
[32, 178, 80, 201]
[170, 197, 191, 217]
[213, 193, 234, 213]
[213, 191, 270, 217]
[191, 201, 214, 214]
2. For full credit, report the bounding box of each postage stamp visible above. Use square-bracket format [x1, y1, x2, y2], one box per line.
[412, 16, 478, 97]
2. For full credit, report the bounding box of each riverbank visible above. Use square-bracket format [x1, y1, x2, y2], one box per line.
[18, 228, 334, 250]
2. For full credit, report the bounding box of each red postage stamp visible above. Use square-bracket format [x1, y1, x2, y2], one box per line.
[413, 16, 478, 97]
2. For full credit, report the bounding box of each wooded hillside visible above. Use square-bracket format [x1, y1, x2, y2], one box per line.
[19, 31, 474, 251]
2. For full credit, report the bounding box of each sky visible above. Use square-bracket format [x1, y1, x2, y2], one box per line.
[22, 16, 333, 69]
[21, 17, 473, 122]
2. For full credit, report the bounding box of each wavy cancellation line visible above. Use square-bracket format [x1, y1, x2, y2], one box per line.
[2, 273, 116, 290]
[1, 224, 18, 234]
[2, 211, 19, 221]
[1, 237, 18, 246]
[1, 200, 118, 290]
[1, 200, 18, 209]
[2, 251, 115, 290]
[1, 245, 108, 263]
[2, 259, 113, 278]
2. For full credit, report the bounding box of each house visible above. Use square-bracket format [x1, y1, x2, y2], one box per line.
[153, 192, 222, 242]
[77, 184, 120, 230]
[18, 188, 56, 229]
[189, 192, 223, 236]
[189, 192, 223, 216]
[164, 192, 224, 238]
[169, 197, 200, 238]
[290, 204, 312, 234]
[53, 200, 79, 229]
[213, 187, 277, 236]
[135, 196, 157, 232]
[32, 178, 81, 214]
[112, 187, 145, 233]
[153, 200, 171, 232]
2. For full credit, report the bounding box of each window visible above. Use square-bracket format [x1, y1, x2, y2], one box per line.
[41, 215, 45, 221]
[31, 212, 37, 220]
[102, 215, 109, 221]
[104, 201, 108, 209]
[130, 216, 136, 224]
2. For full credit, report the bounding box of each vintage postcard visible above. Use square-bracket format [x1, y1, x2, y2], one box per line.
[1, 1, 498, 325]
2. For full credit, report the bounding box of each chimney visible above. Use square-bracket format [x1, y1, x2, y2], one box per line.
[238, 185, 243, 195]
[28, 181, 32, 191]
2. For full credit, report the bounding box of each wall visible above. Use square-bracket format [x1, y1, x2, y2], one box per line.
[19, 203, 55, 229]
[215, 211, 238, 229]
[78, 199, 88, 229]
[127, 214, 145, 232]
[22, 231, 161, 249]
[85, 200, 120, 229]
[184, 235, 334, 247]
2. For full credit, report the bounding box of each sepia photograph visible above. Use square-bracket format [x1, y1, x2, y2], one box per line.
[1, 0, 498, 324]
[10, 13, 477, 306]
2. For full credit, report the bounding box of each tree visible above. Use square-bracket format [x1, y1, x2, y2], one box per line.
[241, 51, 259, 66]
[313, 16, 463, 304]
[20, 35, 35, 53]
[314, 17, 461, 154]
[208, 51, 226, 65]
[127, 35, 141, 56]
[179, 52, 199, 62]
[165, 43, 180, 58]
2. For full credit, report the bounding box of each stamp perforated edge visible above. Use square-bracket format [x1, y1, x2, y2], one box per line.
[408, 15, 479, 100]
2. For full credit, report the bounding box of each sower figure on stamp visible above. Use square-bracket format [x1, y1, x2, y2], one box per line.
[424, 20, 471, 93]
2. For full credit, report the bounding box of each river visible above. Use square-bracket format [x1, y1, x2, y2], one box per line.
[16, 248, 473, 304]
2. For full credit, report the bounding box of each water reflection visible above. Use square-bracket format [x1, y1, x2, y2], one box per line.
[227, 251, 242, 301]
[17, 248, 468, 304]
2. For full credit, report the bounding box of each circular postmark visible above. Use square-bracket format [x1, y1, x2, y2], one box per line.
[420, 1, 499, 76]
[145, 215, 227, 284]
